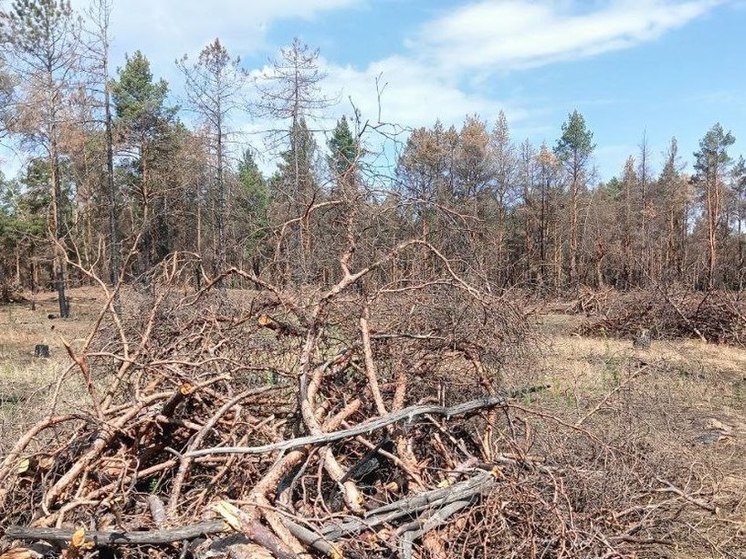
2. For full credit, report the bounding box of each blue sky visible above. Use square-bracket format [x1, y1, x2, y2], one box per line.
[20, 1, 746, 180]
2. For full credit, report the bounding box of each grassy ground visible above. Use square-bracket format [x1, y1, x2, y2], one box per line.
[0, 287, 102, 454]
[538, 313, 746, 429]
[535, 313, 746, 558]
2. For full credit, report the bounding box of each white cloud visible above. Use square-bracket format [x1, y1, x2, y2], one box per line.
[321, 56, 529, 129]
[415, 0, 721, 71]
[312, 0, 723, 141]
[92, 0, 721, 130]
[303, 0, 721, 152]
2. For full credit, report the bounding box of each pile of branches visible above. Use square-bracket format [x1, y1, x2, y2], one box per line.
[0, 280, 26, 304]
[577, 287, 746, 345]
[0, 256, 733, 558]
[565, 286, 614, 316]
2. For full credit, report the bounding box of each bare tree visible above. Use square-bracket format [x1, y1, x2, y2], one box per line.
[255, 38, 335, 285]
[486, 112, 517, 286]
[0, 54, 14, 138]
[518, 139, 537, 284]
[657, 138, 690, 286]
[177, 38, 247, 278]
[535, 143, 561, 289]
[83, 0, 119, 294]
[637, 133, 653, 284]
[619, 156, 637, 287]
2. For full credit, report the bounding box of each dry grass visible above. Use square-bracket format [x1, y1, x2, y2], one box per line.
[0, 287, 102, 356]
[0, 287, 104, 455]
[541, 313, 746, 401]
[535, 313, 746, 558]
[538, 313, 746, 448]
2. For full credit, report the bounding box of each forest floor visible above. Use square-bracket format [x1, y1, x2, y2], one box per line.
[536, 313, 746, 558]
[0, 287, 103, 452]
[1, 288, 745, 557]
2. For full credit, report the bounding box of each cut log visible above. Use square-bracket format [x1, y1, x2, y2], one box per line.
[4, 521, 228, 546]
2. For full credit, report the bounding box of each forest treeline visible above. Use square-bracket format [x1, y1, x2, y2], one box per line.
[0, 0, 744, 317]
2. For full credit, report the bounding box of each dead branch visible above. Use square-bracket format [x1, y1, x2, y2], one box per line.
[183, 395, 508, 459]
[4, 521, 228, 545]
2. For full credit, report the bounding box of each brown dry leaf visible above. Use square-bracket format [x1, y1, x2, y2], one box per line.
[423, 532, 447, 558]
[0, 548, 34, 559]
[64, 527, 95, 558]
[70, 528, 87, 548]
[212, 501, 243, 532]
[382, 481, 399, 492]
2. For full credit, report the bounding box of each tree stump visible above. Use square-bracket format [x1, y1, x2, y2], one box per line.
[632, 329, 651, 350]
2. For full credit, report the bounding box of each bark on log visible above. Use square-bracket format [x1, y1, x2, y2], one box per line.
[279, 519, 340, 557]
[147, 495, 167, 528]
[6, 473, 501, 555]
[160, 383, 195, 418]
[320, 471, 497, 540]
[257, 314, 304, 337]
[4, 521, 228, 545]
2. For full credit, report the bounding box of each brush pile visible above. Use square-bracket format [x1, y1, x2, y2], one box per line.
[577, 288, 746, 346]
[0, 257, 739, 558]
[0, 281, 26, 305]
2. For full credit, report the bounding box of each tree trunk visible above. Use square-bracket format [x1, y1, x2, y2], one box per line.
[215, 111, 226, 278]
[15, 245, 21, 286]
[105, 61, 119, 292]
[706, 170, 719, 290]
[50, 133, 69, 318]
[569, 167, 579, 289]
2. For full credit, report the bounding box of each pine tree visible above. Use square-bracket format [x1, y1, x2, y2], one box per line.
[236, 149, 269, 271]
[256, 39, 331, 285]
[270, 117, 319, 284]
[732, 157, 746, 288]
[554, 110, 595, 288]
[177, 38, 247, 276]
[111, 51, 177, 274]
[693, 123, 735, 289]
[328, 116, 359, 188]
